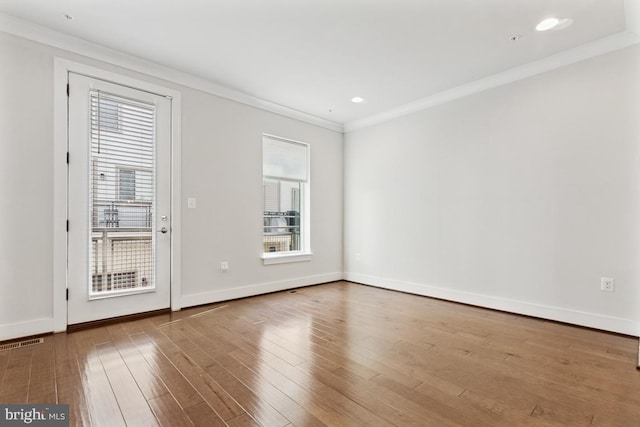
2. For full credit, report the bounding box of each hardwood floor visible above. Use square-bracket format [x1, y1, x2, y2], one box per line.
[1, 281, 639, 426]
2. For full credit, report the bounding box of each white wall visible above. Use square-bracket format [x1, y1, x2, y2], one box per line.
[0, 32, 54, 337]
[0, 31, 343, 340]
[179, 87, 343, 306]
[345, 45, 640, 335]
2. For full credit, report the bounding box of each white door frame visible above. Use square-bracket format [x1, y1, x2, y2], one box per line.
[53, 58, 182, 332]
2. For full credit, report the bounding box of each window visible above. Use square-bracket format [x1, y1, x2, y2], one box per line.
[118, 169, 136, 201]
[93, 97, 122, 132]
[262, 135, 310, 262]
[117, 168, 153, 202]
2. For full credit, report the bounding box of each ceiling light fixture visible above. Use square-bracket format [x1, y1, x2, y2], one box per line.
[536, 17, 559, 31]
[536, 17, 572, 32]
[351, 96, 365, 104]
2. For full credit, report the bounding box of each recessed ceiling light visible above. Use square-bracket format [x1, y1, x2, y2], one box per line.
[536, 17, 572, 32]
[536, 17, 559, 31]
[351, 97, 365, 104]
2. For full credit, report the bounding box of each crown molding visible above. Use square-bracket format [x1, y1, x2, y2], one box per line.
[0, 13, 344, 133]
[2, 11, 637, 136]
[345, 31, 640, 133]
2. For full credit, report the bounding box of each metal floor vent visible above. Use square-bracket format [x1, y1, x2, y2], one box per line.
[0, 337, 44, 352]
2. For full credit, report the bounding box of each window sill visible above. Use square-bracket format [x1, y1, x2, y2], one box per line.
[262, 252, 312, 265]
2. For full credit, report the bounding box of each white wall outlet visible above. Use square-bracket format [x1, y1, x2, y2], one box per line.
[600, 277, 615, 292]
[220, 261, 229, 272]
[187, 198, 197, 209]
[355, 253, 362, 262]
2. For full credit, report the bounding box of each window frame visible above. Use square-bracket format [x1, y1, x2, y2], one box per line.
[261, 134, 311, 265]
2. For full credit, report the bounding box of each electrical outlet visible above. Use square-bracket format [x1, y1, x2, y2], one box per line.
[220, 261, 229, 272]
[600, 277, 615, 292]
[355, 253, 361, 262]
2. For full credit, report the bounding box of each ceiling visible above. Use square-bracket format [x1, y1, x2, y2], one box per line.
[0, 0, 634, 127]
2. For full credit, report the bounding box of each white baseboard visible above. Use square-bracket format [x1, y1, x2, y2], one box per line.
[6, 272, 633, 341]
[180, 272, 343, 309]
[0, 318, 53, 342]
[344, 272, 640, 337]
[0, 273, 342, 341]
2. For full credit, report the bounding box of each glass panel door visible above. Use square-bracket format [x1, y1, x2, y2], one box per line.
[67, 72, 171, 325]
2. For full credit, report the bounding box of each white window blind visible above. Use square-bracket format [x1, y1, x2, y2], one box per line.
[89, 91, 156, 296]
[263, 136, 308, 181]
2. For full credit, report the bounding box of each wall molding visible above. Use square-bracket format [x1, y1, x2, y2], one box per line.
[0, 13, 343, 133]
[2, 12, 638, 135]
[0, 272, 342, 341]
[0, 318, 53, 342]
[344, 31, 640, 132]
[344, 272, 640, 337]
[180, 272, 343, 308]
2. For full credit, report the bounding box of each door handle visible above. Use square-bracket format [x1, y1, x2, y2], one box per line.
[158, 226, 168, 234]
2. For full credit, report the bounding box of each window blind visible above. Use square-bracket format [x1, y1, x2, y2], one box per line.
[263, 136, 308, 182]
[89, 90, 156, 295]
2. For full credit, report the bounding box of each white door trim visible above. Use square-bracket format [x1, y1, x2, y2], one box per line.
[53, 58, 182, 332]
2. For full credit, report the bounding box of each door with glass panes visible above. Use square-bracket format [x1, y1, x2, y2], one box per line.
[67, 73, 171, 324]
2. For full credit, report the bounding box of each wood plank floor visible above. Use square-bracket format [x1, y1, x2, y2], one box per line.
[1, 281, 639, 426]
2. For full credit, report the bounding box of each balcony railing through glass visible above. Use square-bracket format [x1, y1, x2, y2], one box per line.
[263, 211, 300, 253]
[91, 200, 153, 294]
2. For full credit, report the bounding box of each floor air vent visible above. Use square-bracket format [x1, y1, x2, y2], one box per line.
[0, 337, 44, 352]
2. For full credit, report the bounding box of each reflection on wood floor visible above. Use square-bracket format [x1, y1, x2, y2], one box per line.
[1, 281, 639, 426]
